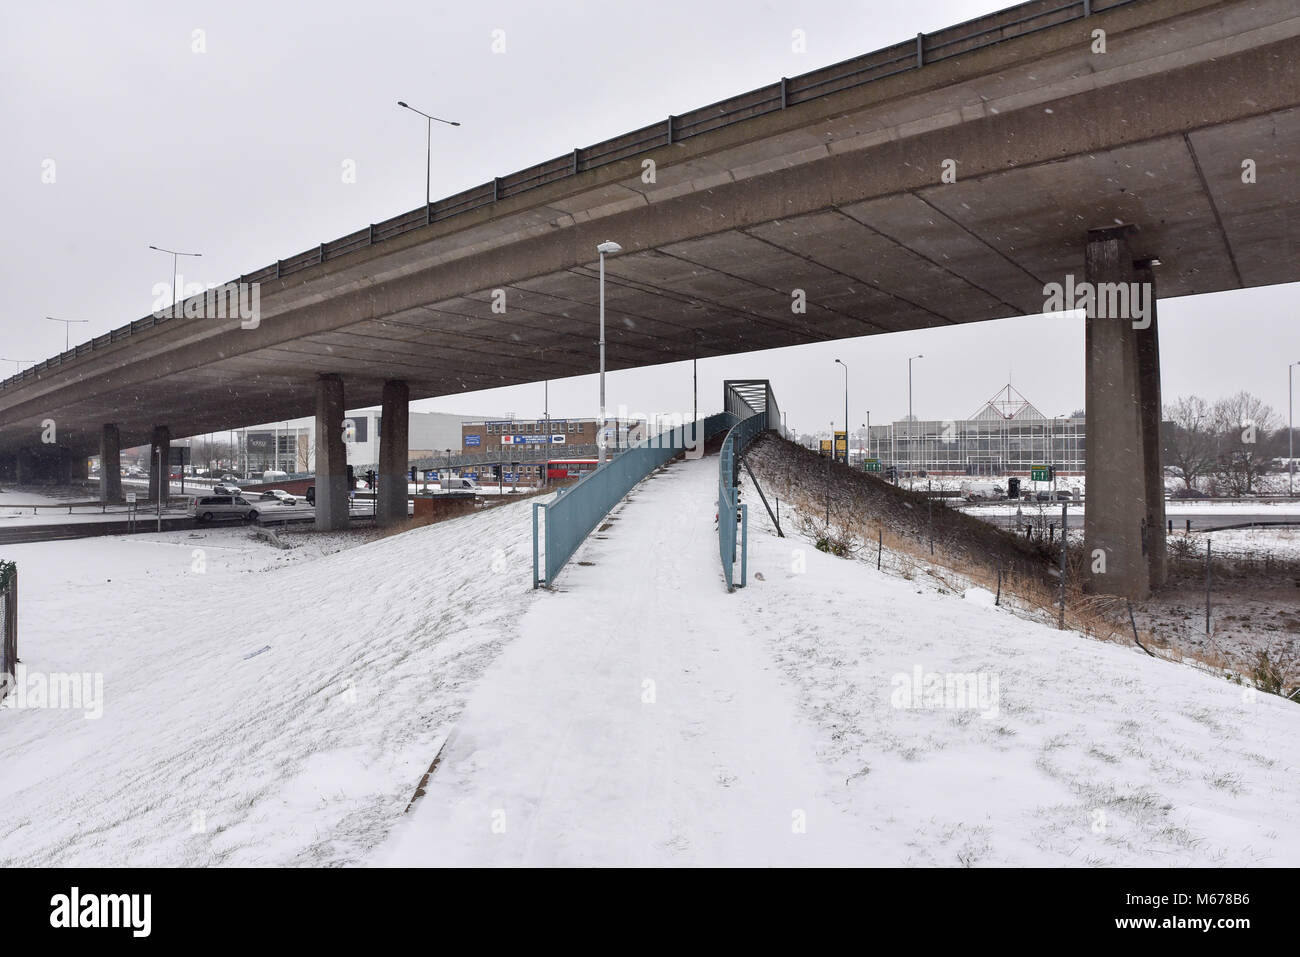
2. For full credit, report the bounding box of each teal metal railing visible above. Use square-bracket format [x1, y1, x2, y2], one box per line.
[717, 380, 782, 591]
[533, 413, 735, 588]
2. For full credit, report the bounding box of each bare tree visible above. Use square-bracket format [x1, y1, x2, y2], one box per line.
[1163, 395, 1215, 490]
[1212, 391, 1278, 495]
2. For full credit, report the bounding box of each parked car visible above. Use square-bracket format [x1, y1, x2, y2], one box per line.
[305, 485, 315, 505]
[187, 494, 259, 523]
[257, 489, 297, 505]
[220, 473, 241, 483]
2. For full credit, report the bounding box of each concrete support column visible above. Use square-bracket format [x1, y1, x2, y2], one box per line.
[1083, 225, 1149, 599]
[314, 374, 349, 531]
[148, 425, 170, 506]
[1135, 263, 1166, 589]
[100, 424, 122, 503]
[377, 379, 410, 527]
[15, 449, 33, 485]
[57, 451, 75, 484]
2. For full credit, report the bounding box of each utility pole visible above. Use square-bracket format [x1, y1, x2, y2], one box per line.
[596, 241, 622, 465]
[825, 420, 833, 527]
[1290, 361, 1299, 497]
[908, 354, 924, 487]
[693, 357, 698, 448]
[835, 359, 848, 466]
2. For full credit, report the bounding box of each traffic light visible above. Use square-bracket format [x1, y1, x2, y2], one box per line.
[408, 467, 416, 482]
[346, 464, 355, 489]
[365, 469, 376, 490]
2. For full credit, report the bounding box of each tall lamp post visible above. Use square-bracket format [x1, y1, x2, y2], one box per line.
[148, 245, 202, 313]
[908, 354, 924, 486]
[1290, 360, 1300, 497]
[834, 359, 848, 465]
[0, 358, 33, 376]
[46, 317, 90, 352]
[396, 101, 460, 207]
[863, 410, 871, 462]
[596, 240, 622, 465]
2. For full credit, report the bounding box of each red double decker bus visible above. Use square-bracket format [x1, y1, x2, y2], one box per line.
[546, 458, 598, 479]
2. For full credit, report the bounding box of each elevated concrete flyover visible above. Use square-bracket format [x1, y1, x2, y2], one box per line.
[0, 0, 1296, 577]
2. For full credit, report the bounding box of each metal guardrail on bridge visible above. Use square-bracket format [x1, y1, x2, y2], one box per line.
[533, 416, 734, 588]
[0, 0, 1141, 393]
[718, 381, 783, 592]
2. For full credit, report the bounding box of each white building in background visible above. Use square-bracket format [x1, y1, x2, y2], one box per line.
[237, 410, 490, 475]
[820, 384, 1086, 477]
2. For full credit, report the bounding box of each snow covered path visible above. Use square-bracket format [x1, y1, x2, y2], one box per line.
[383, 451, 1300, 868]
[380, 455, 876, 866]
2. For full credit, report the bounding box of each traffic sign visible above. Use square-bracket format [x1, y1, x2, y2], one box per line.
[864, 458, 881, 472]
[1031, 465, 1056, 482]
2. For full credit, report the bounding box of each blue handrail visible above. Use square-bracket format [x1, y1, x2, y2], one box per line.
[533, 413, 735, 588]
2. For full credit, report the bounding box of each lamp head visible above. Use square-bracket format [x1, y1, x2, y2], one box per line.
[596, 241, 622, 255]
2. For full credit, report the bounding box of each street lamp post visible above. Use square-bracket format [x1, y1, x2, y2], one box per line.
[596, 241, 622, 465]
[1290, 361, 1300, 497]
[148, 245, 202, 313]
[45, 317, 90, 352]
[834, 359, 848, 465]
[908, 354, 924, 486]
[0, 358, 33, 376]
[396, 101, 460, 207]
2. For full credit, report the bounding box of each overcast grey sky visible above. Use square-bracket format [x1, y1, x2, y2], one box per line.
[3, 0, 1296, 437]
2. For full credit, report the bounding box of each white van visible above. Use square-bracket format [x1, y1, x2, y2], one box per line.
[187, 494, 260, 523]
[961, 481, 1005, 502]
[441, 477, 479, 491]
[262, 470, 289, 483]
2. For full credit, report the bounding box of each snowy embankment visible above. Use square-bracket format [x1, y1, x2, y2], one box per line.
[381, 453, 1300, 867]
[0, 501, 540, 866]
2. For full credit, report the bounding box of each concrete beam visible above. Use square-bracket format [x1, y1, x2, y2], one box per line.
[377, 380, 410, 527]
[100, 424, 122, 504]
[1135, 263, 1167, 589]
[313, 374, 349, 531]
[148, 425, 170, 506]
[1083, 225, 1150, 600]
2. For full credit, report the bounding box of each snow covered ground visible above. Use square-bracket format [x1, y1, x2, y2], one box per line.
[0, 505, 540, 866]
[3, 452, 1297, 867]
[379, 454, 1300, 867]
